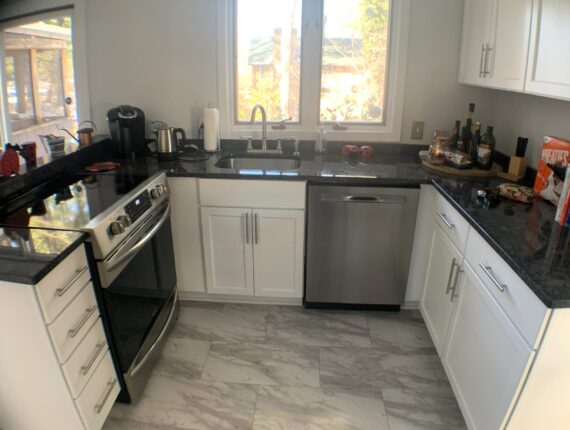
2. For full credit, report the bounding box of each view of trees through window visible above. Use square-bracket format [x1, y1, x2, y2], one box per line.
[3, 16, 76, 145]
[234, 0, 390, 125]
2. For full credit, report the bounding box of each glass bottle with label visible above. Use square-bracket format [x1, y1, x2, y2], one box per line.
[477, 126, 496, 170]
[469, 122, 481, 162]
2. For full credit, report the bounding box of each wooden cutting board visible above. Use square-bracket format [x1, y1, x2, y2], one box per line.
[421, 159, 501, 178]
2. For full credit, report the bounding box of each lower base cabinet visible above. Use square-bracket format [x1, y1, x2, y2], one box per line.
[443, 263, 533, 430]
[201, 206, 304, 298]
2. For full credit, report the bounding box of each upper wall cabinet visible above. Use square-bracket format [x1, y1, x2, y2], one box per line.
[525, 0, 570, 100]
[459, 0, 533, 91]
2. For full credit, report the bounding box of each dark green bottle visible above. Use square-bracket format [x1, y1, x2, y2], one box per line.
[477, 126, 496, 170]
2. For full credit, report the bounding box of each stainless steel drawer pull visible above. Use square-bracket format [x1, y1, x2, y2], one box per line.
[95, 379, 117, 414]
[436, 212, 455, 229]
[450, 268, 464, 302]
[445, 258, 458, 295]
[322, 194, 406, 204]
[245, 213, 250, 244]
[81, 341, 107, 376]
[254, 213, 259, 244]
[56, 266, 88, 297]
[479, 264, 506, 292]
[68, 306, 97, 338]
[479, 44, 485, 77]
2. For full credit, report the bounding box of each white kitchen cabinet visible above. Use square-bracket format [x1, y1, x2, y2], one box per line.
[201, 206, 305, 298]
[525, 0, 570, 100]
[459, 0, 532, 91]
[420, 222, 463, 355]
[201, 207, 254, 296]
[168, 178, 206, 293]
[252, 209, 305, 298]
[444, 263, 533, 430]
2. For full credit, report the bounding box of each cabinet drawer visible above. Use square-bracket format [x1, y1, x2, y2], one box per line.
[433, 193, 470, 253]
[48, 283, 100, 363]
[465, 229, 549, 348]
[76, 351, 119, 430]
[199, 179, 306, 209]
[35, 245, 90, 324]
[61, 318, 109, 398]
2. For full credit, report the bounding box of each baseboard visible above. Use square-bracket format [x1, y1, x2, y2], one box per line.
[402, 300, 420, 310]
[178, 291, 303, 306]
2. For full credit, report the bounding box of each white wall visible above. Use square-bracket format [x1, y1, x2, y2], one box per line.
[85, 0, 218, 137]
[401, 0, 497, 145]
[490, 91, 570, 167]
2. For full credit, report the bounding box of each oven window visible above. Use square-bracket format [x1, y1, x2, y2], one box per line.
[102, 217, 176, 371]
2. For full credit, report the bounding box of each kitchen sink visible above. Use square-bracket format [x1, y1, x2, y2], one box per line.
[215, 154, 301, 170]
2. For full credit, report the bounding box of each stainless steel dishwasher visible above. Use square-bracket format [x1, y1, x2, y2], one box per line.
[305, 185, 419, 309]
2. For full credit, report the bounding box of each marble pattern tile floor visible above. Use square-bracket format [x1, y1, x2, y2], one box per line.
[104, 302, 466, 430]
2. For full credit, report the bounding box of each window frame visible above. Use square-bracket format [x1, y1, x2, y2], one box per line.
[0, 4, 91, 145]
[217, 0, 410, 142]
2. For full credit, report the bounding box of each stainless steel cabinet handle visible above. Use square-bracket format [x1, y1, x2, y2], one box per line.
[479, 263, 506, 292]
[445, 258, 458, 295]
[436, 212, 455, 229]
[484, 43, 493, 75]
[479, 44, 486, 77]
[95, 379, 117, 414]
[56, 266, 88, 297]
[254, 213, 259, 244]
[322, 194, 406, 204]
[81, 341, 107, 376]
[450, 267, 464, 302]
[245, 213, 250, 244]
[68, 306, 97, 338]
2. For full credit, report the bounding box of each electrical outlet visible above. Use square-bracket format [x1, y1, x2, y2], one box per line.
[411, 121, 425, 140]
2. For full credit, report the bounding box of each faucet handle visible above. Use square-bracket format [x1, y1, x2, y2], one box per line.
[271, 117, 292, 130]
[240, 136, 253, 151]
[289, 136, 300, 156]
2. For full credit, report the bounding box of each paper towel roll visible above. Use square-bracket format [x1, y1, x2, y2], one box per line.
[203, 105, 219, 152]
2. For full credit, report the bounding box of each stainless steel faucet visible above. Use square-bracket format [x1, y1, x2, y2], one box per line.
[250, 104, 268, 151]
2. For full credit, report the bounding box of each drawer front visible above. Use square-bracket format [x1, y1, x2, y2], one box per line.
[465, 229, 549, 348]
[76, 351, 119, 430]
[61, 318, 109, 398]
[35, 245, 90, 324]
[199, 179, 306, 209]
[48, 283, 100, 363]
[434, 193, 470, 253]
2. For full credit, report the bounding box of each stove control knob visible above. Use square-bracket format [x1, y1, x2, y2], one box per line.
[150, 186, 163, 199]
[117, 215, 132, 228]
[109, 221, 125, 236]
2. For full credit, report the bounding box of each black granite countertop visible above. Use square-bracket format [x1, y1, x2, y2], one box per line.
[0, 226, 86, 284]
[433, 178, 569, 308]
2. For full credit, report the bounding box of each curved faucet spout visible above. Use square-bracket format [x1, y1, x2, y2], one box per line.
[250, 104, 268, 151]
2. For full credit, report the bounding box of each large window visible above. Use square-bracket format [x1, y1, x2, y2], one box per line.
[230, 0, 406, 138]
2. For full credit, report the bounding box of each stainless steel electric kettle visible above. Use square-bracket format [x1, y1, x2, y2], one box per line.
[155, 127, 186, 160]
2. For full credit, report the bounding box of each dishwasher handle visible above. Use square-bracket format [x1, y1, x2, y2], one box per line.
[321, 194, 407, 204]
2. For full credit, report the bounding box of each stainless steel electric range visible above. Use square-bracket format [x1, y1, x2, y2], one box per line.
[0, 170, 179, 403]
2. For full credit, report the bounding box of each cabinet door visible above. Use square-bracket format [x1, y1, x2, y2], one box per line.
[525, 0, 570, 100]
[487, 0, 532, 91]
[168, 178, 206, 293]
[459, 0, 494, 86]
[201, 207, 254, 295]
[252, 209, 305, 298]
[443, 264, 533, 430]
[421, 222, 462, 355]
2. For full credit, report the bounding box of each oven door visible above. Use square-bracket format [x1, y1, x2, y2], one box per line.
[97, 199, 177, 385]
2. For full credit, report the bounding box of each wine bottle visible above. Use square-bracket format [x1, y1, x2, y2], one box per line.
[450, 120, 461, 149]
[477, 126, 496, 170]
[460, 103, 475, 153]
[470, 121, 481, 162]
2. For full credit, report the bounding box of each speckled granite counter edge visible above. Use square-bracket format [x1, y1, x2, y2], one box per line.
[0, 232, 88, 285]
[431, 181, 560, 308]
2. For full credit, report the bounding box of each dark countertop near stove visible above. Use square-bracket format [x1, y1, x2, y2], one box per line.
[1, 138, 568, 308]
[0, 227, 86, 284]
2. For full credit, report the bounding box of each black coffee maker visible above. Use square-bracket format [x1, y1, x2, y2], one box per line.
[107, 105, 147, 157]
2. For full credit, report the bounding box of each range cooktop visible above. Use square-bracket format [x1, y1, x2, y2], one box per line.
[0, 169, 150, 232]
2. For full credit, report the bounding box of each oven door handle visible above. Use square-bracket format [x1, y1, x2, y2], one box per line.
[105, 202, 171, 272]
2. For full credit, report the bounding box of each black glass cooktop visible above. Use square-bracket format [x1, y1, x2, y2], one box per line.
[0, 170, 149, 231]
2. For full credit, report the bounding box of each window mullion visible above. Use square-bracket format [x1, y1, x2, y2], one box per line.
[299, 0, 323, 132]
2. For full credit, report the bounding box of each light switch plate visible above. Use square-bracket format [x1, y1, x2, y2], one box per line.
[411, 121, 425, 140]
